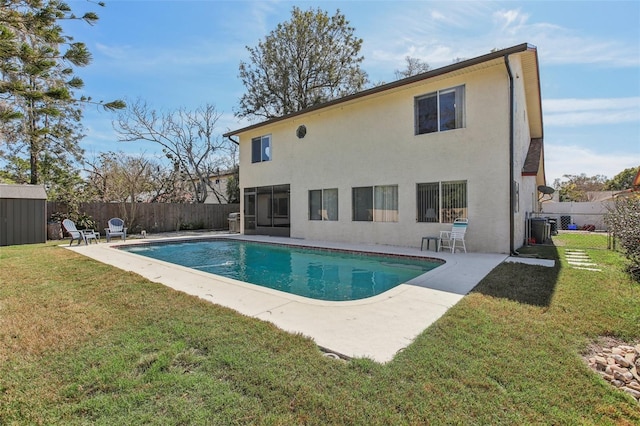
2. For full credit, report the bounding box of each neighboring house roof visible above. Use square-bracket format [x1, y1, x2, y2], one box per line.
[224, 42, 542, 140]
[607, 168, 640, 198]
[207, 170, 236, 180]
[188, 171, 236, 184]
[585, 191, 622, 202]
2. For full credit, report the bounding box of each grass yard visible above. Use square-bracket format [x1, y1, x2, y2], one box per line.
[1, 234, 639, 425]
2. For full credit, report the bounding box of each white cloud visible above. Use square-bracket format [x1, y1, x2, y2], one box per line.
[493, 8, 530, 33]
[95, 39, 243, 73]
[545, 143, 638, 184]
[95, 43, 130, 61]
[544, 98, 640, 112]
[428, 9, 471, 28]
[217, 113, 251, 134]
[362, 2, 494, 73]
[538, 38, 638, 67]
[244, 0, 281, 36]
[543, 97, 640, 127]
[363, 2, 639, 79]
[430, 10, 446, 22]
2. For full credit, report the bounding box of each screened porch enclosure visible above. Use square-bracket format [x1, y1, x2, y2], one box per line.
[243, 184, 290, 237]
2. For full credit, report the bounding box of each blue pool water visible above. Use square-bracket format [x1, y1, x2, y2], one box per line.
[122, 239, 442, 301]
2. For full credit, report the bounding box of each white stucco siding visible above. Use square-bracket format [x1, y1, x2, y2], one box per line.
[238, 60, 530, 253]
[510, 55, 541, 249]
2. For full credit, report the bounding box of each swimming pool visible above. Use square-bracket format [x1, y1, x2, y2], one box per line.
[122, 239, 442, 301]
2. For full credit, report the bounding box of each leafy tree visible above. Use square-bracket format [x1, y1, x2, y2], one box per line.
[225, 164, 239, 204]
[0, 152, 29, 183]
[39, 151, 85, 202]
[85, 151, 152, 203]
[144, 162, 193, 203]
[41, 151, 94, 227]
[0, 0, 124, 185]
[85, 151, 192, 204]
[394, 56, 430, 80]
[84, 151, 176, 229]
[237, 6, 368, 120]
[113, 100, 235, 203]
[605, 195, 640, 281]
[605, 166, 640, 190]
[552, 173, 607, 202]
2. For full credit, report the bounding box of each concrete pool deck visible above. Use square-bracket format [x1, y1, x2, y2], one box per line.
[65, 232, 511, 363]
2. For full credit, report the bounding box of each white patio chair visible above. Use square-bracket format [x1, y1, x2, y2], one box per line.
[439, 218, 468, 253]
[62, 219, 86, 245]
[105, 217, 127, 242]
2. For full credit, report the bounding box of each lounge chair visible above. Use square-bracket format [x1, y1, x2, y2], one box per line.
[105, 217, 127, 242]
[439, 218, 468, 253]
[62, 219, 86, 246]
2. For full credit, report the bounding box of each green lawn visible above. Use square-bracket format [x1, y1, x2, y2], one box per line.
[1, 235, 639, 425]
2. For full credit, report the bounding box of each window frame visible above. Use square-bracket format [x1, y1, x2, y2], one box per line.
[415, 85, 465, 135]
[309, 188, 338, 221]
[352, 185, 398, 222]
[416, 180, 467, 223]
[251, 134, 271, 163]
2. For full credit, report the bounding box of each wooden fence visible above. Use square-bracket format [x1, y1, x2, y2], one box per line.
[47, 202, 240, 237]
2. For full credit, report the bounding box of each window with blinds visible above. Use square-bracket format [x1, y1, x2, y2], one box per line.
[417, 180, 467, 223]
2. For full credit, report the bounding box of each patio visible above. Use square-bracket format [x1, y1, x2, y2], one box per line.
[66, 233, 508, 362]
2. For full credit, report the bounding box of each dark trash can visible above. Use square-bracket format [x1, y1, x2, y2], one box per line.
[547, 218, 558, 235]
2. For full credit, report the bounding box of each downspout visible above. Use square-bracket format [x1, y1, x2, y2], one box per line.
[504, 54, 518, 256]
[225, 134, 240, 178]
[225, 134, 240, 192]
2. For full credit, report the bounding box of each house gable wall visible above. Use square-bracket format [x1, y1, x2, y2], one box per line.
[511, 55, 536, 247]
[510, 55, 547, 248]
[237, 61, 525, 253]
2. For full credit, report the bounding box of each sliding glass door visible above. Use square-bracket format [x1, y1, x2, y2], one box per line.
[243, 184, 290, 236]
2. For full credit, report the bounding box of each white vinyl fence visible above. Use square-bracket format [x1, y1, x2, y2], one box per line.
[540, 200, 612, 231]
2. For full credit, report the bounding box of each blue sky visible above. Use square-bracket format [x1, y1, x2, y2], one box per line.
[66, 0, 640, 185]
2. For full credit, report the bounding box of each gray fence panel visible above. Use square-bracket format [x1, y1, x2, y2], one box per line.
[47, 202, 240, 236]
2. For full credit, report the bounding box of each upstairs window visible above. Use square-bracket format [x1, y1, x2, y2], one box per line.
[415, 85, 465, 135]
[251, 135, 271, 163]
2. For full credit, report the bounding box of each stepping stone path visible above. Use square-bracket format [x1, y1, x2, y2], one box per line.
[564, 249, 601, 272]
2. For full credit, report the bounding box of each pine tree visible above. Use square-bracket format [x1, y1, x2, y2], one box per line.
[0, 0, 124, 185]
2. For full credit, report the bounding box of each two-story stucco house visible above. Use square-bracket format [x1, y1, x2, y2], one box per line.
[223, 43, 546, 254]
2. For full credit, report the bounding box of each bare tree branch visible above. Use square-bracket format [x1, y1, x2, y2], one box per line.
[113, 100, 234, 203]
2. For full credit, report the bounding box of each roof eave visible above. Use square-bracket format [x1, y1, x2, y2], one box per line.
[223, 42, 536, 138]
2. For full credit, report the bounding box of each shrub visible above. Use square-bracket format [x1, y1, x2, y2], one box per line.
[605, 195, 640, 281]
